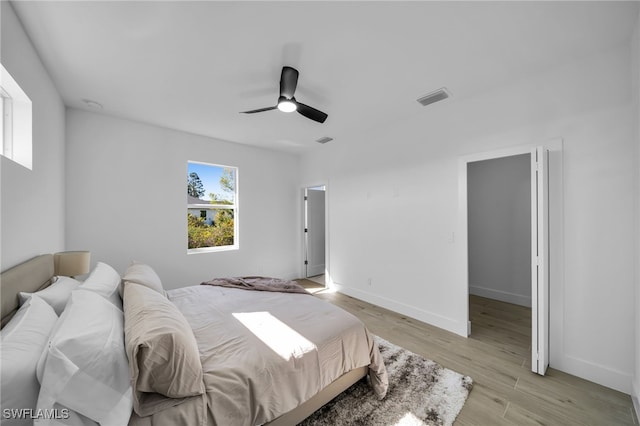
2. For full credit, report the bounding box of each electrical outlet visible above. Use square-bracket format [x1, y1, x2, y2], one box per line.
[367, 278, 372, 286]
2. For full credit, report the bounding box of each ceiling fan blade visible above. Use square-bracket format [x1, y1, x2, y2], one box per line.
[280, 66, 299, 99]
[296, 102, 328, 123]
[240, 106, 277, 114]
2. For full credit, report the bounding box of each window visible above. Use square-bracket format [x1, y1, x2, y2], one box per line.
[2, 81, 13, 159]
[187, 161, 238, 252]
[1, 64, 32, 169]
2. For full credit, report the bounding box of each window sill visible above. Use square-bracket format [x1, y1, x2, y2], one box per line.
[187, 245, 239, 255]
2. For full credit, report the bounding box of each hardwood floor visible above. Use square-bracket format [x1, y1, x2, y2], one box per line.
[298, 279, 638, 426]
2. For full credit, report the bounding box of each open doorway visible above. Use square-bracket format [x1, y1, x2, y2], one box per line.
[460, 142, 560, 376]
[467, 153, 533, 369]
[304, 185, 326, 283]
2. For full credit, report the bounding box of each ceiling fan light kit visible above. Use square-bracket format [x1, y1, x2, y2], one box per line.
[241, 66, 328, 123]
[277, 96, 297, 113]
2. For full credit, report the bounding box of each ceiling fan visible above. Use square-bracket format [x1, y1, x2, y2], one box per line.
[240, 66, 328, 123]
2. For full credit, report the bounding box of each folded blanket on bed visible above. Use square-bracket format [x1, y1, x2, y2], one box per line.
[201, 276, 310, 294]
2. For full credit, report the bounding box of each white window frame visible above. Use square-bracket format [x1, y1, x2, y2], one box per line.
[1, 64, 32, 169]
[187, 161, 239, 254]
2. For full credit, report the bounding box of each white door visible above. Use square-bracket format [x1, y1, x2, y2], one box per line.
[531, 146, 549, 375]
[305, 188, 325, 278]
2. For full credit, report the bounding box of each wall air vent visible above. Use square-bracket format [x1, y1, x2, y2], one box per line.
[416, 87, 450, 107]
[316, 136, 334, 144]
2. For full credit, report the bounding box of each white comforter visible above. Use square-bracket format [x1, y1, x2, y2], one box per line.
[129, 284, 387, 426]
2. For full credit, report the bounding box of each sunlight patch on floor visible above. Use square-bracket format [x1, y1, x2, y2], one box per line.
[301, 273, 336, 295]
[393, 412, 427, 426]
[304, 286, 335, 295]
[233, 312, 316, 360]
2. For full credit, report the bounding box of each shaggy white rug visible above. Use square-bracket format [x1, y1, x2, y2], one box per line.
[299, 336, 473, 426]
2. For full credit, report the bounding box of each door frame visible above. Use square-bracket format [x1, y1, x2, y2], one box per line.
[458, 139, 562, 375]
[532, 146, 549, 374]
[300, 182, 329, 285]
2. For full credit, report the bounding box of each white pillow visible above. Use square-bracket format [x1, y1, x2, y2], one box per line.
[19, 276, 81, 315]
[1, 296, 58, 425]
[80, 262, 122, 309]
[36, 290, 132, 425]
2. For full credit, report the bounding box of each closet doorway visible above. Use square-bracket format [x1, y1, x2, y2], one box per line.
[467, 153, 534, 372]
[459, 142, 562, 376]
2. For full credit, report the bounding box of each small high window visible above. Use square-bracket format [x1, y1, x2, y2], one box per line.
[1, 64, 32, 169]
[187, 161, 238, 252]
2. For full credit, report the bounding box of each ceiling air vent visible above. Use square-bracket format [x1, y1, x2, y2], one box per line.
[316, 136, 333, 144]
[416, 87, 450, 107]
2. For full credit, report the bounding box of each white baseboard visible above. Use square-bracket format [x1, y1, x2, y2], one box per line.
[553, 352, 633, 394]
[332, 282, 468, 337]
[469, 285, 531, 307]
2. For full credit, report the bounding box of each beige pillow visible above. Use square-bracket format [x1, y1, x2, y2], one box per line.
[120, 261, 165, 298]
[123, 283, 204, 416]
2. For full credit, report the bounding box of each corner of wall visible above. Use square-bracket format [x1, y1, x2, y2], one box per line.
[633, 4, 640, 420]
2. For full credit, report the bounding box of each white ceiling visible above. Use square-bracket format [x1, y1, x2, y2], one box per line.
[10, 1, 639, 154]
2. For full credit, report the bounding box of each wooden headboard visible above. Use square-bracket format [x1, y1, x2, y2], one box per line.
[1, 254, 55, 327]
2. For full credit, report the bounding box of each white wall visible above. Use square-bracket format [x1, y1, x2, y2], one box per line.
[66, 109, 300, 288]
[467, 154, 531, 307]
[632, 4, 640, 418]
[300, 41, 637, 393]
[0, 2, 66, 270]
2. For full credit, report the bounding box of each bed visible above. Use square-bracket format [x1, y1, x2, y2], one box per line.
[0, 255, 388, 425]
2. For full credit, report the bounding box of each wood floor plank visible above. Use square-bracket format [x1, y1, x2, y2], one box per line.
[454, 383, 512, 426]
[502, 402, 569, 426]
[514, 373, 634, 425]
